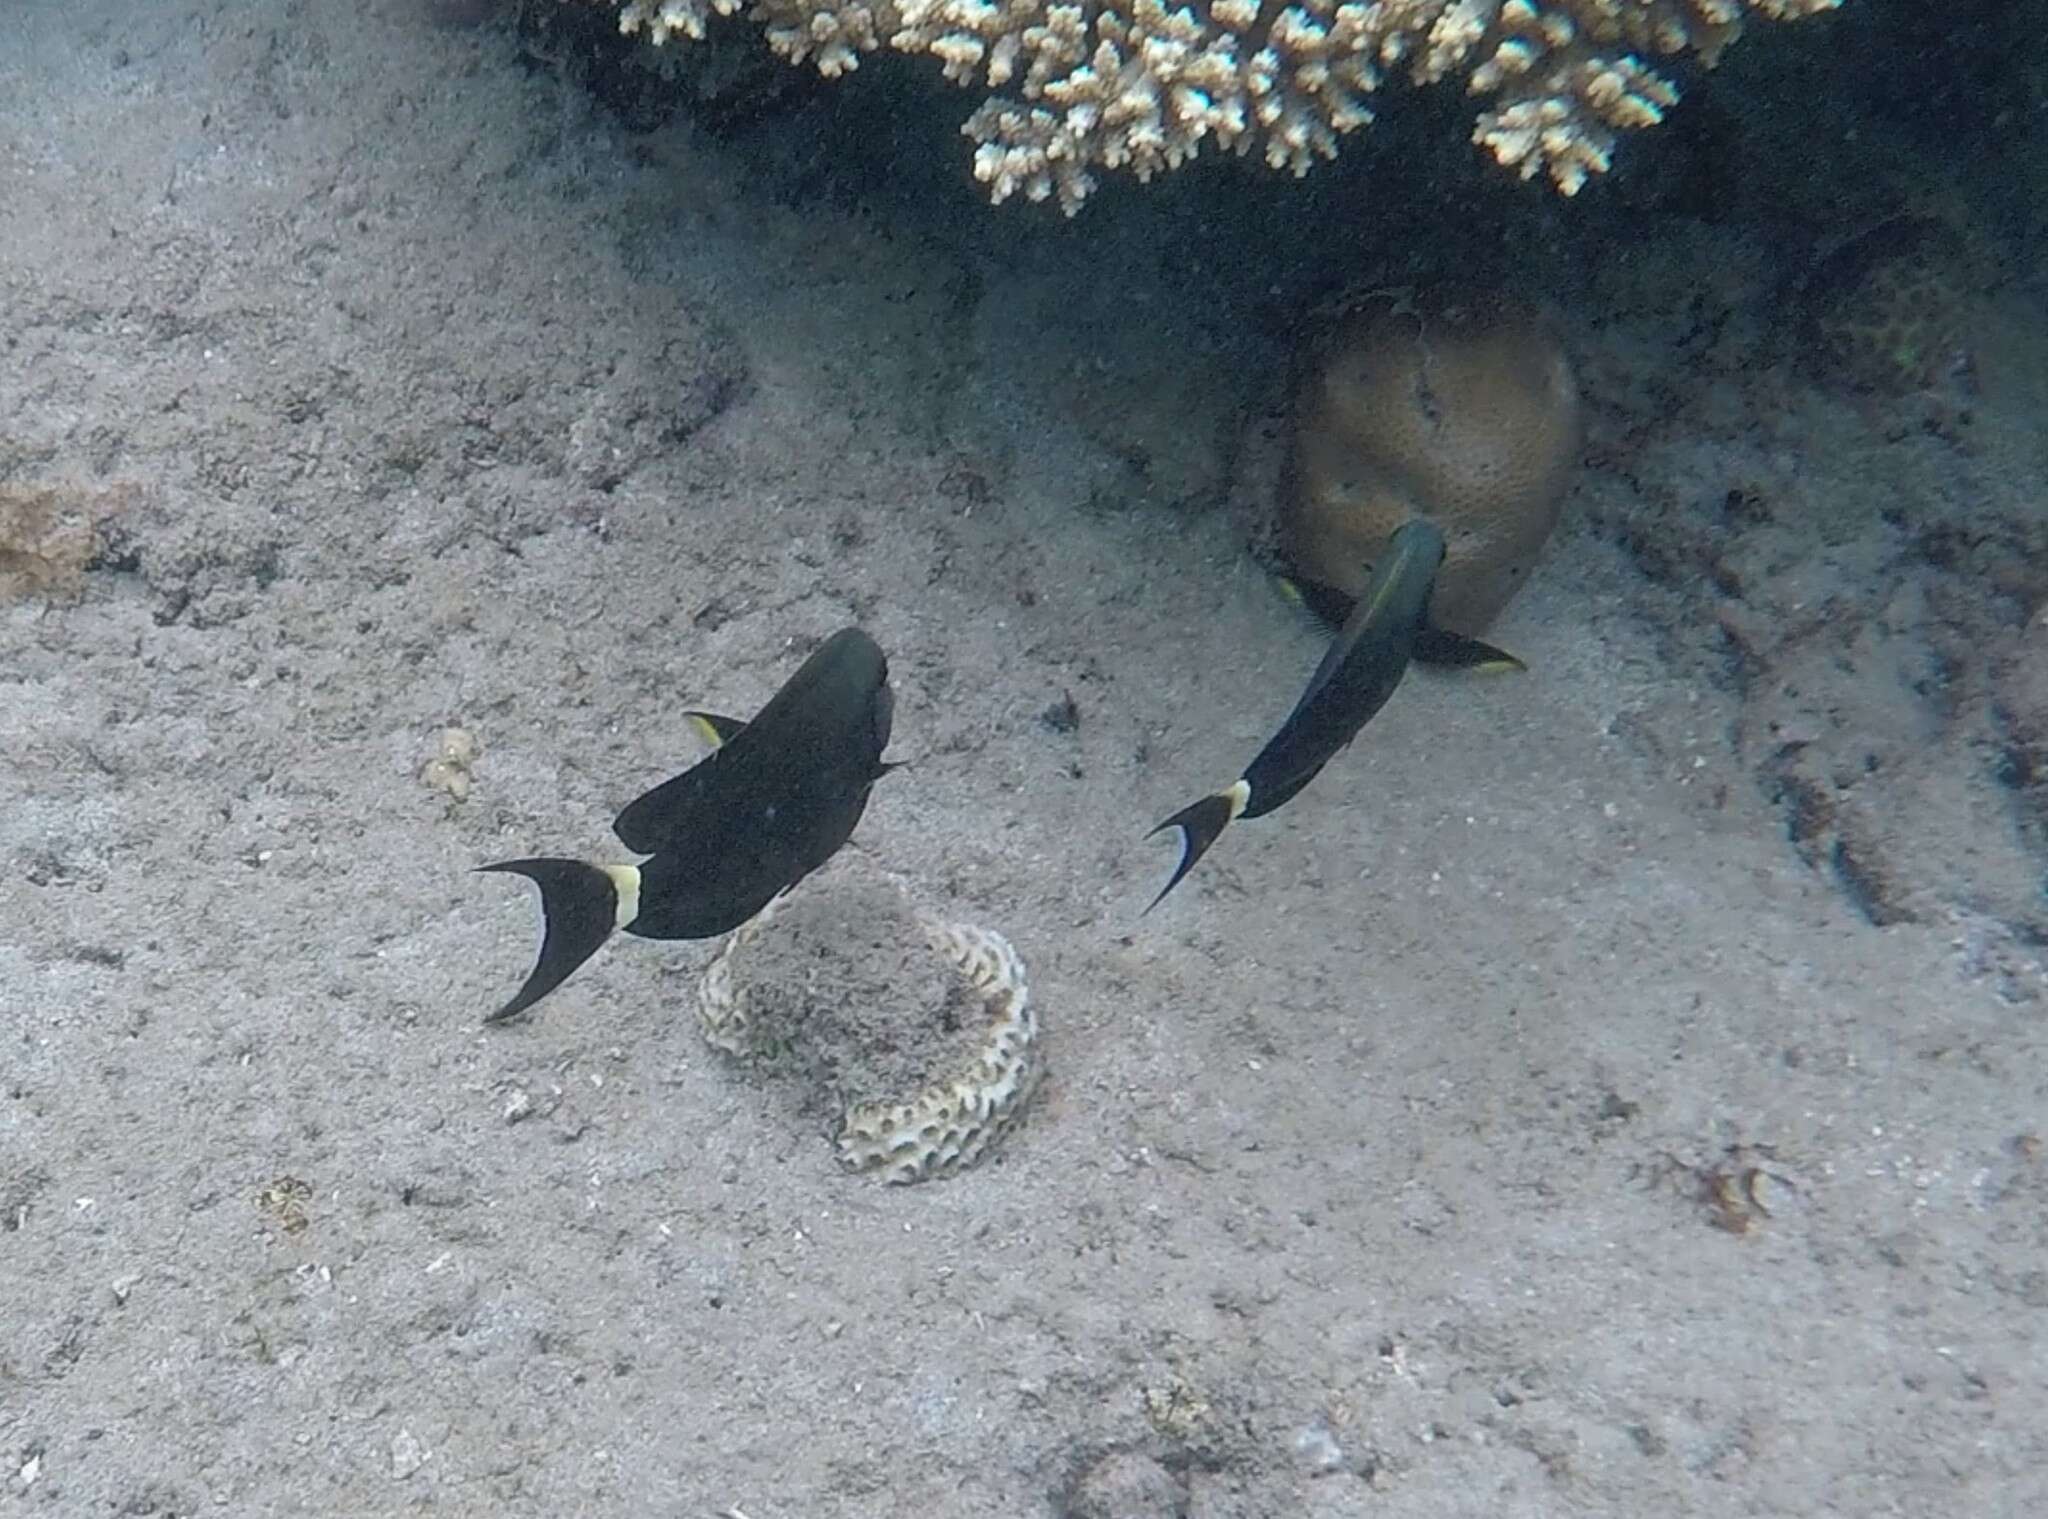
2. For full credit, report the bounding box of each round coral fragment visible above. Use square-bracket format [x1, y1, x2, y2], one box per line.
[697, 860, 1041, 1184]
[1278, 288, 1582, 636]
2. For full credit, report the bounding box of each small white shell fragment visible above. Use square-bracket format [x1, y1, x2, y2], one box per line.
[419, 726, 479, 800]
[390, 1429, 425, 1480]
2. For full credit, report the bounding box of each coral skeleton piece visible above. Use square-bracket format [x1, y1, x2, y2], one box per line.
[601, 0, 1843, 212]
[1279, 287, 1581, 636]
[697, 872, 1042, 1184]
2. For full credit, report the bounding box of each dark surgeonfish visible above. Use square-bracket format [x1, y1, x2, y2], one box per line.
[1146, 519, 1522, 912]
[480, 627, 897, 1022]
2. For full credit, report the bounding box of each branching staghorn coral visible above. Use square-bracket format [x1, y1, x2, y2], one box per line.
[603, 0, 1841, 212]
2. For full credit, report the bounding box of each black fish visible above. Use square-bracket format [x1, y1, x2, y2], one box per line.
[1146, 520, 1521, 911]
[480, 627, 896, 1021]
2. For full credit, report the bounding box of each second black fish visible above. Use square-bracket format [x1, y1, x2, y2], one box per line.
[1147, 520, 1522, 911]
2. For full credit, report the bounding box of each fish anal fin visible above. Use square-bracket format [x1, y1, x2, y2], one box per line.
[1414, 626, 1526, 673]
[1143, 780, 1251, 914]
[477, 857, 623, 1023]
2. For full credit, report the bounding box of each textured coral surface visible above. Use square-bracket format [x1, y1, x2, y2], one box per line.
[1280, 288, 1582, 635]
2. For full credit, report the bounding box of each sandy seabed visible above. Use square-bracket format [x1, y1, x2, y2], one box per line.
[3, 4, 2044, 1515]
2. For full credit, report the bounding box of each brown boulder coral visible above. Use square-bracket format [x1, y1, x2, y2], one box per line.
[1278, 288, 1583, 636]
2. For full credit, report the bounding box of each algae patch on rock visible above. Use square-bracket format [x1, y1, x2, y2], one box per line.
[0, 480, 131, 602]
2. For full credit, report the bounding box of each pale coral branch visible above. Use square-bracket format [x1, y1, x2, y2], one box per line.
[602, 0, 1844, 213]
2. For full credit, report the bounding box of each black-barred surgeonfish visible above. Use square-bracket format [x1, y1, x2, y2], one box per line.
[480, 627, 897, 1022]
[1146, 519, 1522, 911]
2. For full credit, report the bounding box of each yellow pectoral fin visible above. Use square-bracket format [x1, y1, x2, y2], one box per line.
[682, 711, 745, 750]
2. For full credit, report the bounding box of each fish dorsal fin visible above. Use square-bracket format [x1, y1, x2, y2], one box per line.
[611, 631, 890, 857]
[1412, 626, 1526, 673]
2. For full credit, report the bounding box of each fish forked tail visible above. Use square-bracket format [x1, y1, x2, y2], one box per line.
[477, 857, 635, 1023]
[1143, 780, 1251, 914]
